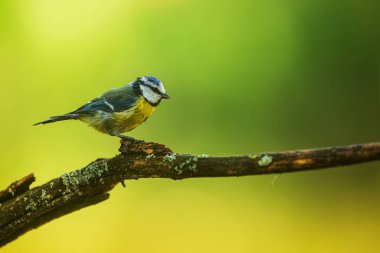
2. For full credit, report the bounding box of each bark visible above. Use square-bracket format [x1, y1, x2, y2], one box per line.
[1, 140, 380, 247]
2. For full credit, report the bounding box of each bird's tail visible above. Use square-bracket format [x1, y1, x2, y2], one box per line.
[33, 113, 78, 126]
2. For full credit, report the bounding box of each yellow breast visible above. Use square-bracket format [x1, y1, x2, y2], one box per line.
[113, 97, 156, 133]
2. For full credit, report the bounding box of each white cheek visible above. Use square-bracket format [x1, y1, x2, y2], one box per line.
[141, 86, 161, 104]
[158, 83, 166, 94]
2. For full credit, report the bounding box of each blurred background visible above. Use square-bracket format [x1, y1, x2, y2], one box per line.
[1, 0, 379, 252]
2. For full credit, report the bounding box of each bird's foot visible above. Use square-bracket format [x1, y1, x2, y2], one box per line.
[115, 134, 144, 144]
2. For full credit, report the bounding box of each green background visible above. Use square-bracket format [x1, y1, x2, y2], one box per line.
[1, 0, 379, 252]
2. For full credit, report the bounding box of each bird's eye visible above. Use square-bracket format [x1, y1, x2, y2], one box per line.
[149, 86, 162, 95]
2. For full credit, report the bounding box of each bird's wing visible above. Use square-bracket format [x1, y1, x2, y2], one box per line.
[73, 85, 140, 114]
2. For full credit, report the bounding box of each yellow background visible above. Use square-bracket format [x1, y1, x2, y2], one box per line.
[1, 0, 380, 252]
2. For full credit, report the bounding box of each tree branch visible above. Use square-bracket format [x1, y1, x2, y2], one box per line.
[0, 174, 35, 204]
[1, 140, 380, 247]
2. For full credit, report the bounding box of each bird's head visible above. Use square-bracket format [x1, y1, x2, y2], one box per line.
[133, 76, 170, 106]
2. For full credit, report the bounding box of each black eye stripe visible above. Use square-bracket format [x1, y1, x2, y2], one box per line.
[143, 84, 162, 95]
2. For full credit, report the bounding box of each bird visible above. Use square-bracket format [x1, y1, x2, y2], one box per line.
[34, 76, 170, 141]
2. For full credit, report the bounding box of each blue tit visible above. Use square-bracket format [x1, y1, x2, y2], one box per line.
[34, 76, 170, 140]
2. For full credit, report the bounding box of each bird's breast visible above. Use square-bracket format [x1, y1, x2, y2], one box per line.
[113, 97, 156, 133]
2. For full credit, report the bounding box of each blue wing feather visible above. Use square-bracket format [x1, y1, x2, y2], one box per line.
[73, 86, 139, 114]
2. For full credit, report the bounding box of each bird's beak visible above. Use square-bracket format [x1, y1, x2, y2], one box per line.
[162, 93, 170, 99]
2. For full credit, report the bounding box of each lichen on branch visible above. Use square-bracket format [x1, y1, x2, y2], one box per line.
[1, 140, 380, 248]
